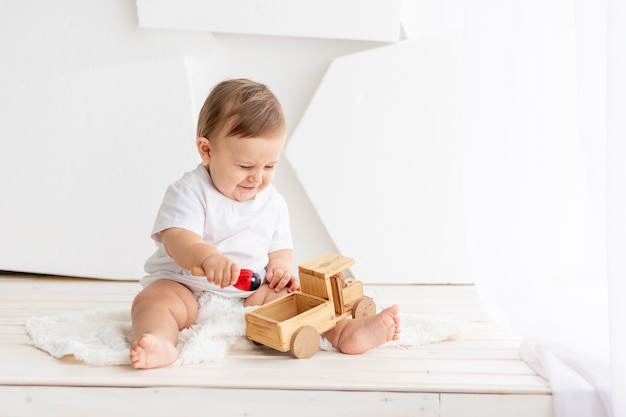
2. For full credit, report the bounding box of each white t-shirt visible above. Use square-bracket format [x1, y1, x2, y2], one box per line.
[142, 164, 293, 298]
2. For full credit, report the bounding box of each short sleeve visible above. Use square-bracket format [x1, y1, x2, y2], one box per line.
[151, 180, 206, 243]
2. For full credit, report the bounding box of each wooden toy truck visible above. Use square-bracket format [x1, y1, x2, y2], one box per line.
[245, 252, 376, 359]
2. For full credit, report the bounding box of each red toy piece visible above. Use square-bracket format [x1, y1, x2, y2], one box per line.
[235, 269, 262, 291]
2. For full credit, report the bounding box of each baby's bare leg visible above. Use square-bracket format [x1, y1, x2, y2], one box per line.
[130, 280, 198, 369]
[323, 305, 401, 354]
[244, 283, 290, 307]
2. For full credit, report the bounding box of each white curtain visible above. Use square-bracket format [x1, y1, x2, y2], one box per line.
[461, 0, 625, 416]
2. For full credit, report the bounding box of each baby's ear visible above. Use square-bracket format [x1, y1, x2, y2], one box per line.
[196, 137, 211, 162]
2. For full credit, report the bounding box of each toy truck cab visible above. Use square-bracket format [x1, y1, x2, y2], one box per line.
[245, 253, 376, 359]
[298, 253, 376, 320]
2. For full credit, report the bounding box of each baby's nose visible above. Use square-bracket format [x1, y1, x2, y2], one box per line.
[249, 170, 263, 183]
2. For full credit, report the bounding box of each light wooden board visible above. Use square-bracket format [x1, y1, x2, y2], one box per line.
[0, 274, 554, 416]
[0, 386, 439, 417]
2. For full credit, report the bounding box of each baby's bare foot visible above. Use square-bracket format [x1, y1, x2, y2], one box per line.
[130, 334, 179, 369]
[337, 305, 401, 354]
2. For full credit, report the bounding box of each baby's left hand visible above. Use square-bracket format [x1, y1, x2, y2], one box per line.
[266, 266, 300, 293]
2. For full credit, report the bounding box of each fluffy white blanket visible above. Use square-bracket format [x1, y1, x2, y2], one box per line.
[25, 292, 469, 366]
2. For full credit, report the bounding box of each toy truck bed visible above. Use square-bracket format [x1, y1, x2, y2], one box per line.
[245, 292, 336, 358]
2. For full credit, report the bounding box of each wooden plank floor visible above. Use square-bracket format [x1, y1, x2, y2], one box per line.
[0, 274, 554, 417]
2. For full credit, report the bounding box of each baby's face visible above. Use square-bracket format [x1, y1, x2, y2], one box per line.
[206, 131, 286, 202]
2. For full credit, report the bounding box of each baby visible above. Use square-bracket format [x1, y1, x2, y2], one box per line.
[130, 79, 400, 369]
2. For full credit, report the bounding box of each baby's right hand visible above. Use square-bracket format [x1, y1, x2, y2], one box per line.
[200, 254, 240, 288]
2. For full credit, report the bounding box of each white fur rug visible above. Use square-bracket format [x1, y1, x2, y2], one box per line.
[25, 292, 469, 366]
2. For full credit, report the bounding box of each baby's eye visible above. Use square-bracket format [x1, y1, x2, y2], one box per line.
[265, 165, 275, 170]
[239, 165, 252, 169]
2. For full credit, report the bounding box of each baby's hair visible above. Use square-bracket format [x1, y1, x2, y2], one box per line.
[197, 79, 285, 140]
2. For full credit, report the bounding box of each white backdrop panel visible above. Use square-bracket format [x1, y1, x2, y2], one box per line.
[0, 58, 199, 279]
[400, 0, 465, 40]
[137, 0, 402, 42]
[286, 32, 470, 284]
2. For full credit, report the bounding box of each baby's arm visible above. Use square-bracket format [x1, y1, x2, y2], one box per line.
[160, 227, 239, 288]
[265, 249, 299, 293]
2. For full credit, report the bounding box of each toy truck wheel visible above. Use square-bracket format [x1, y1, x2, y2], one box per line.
[290, 326, 319, 359]
[352, 296, 376, 319]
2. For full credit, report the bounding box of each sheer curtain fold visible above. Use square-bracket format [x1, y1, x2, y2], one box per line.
[607, 1, 626, 416]
[461, 0, 623, 416]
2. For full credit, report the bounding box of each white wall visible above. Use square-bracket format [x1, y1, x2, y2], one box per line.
[0, 0, 469, 283]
